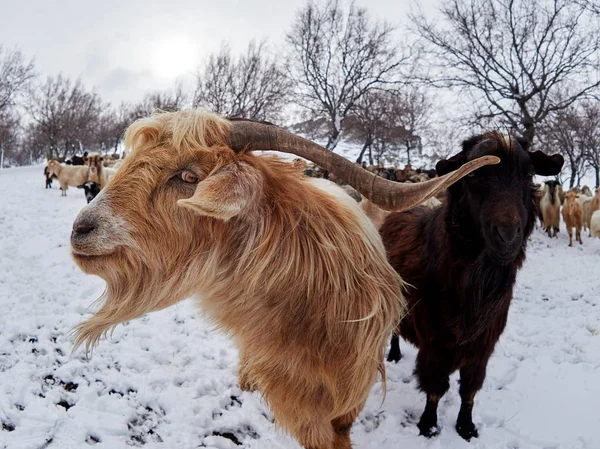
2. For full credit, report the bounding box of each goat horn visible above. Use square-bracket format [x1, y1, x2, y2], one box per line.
[228, 118, 500, 212]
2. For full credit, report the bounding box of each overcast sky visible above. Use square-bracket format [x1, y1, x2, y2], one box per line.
[0, 0, 439, 106]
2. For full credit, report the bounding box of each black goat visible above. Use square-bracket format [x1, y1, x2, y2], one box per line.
[71, 155, 86, 166]
[44, 166, 57, 188]
[77, 181, 101, 203]
[381, 132, 563, 440]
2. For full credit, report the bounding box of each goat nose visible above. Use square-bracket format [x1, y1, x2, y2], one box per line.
[496, 225, 520, 243]
[72, 219, 97, 238]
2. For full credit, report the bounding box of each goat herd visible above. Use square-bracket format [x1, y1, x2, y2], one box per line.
[44, 152, 121, 203]
[539, 180, 600, 245]
[38, 111, 597, 449]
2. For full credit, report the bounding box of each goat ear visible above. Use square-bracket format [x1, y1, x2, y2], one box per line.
[177, 163, 262, 220]
[529, 151, 564, 176]
[436, 134, 485, 176]
[436, 152, 467, 176]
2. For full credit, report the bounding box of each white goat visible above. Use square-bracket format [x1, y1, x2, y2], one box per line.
[46, 160, 89, 196]
[540, 180, 561, 237]
[590, 210, 600, 238]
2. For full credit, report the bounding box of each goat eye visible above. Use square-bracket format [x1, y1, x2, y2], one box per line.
[180, 171, 200, 184]
[467, 172, 476, 178]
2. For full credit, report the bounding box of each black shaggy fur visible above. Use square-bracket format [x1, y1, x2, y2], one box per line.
[44, 166, 57, 188]
[381, 132, 563, 440]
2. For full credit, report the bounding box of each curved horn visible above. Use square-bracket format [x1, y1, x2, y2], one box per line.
[228, 119, 499, 212]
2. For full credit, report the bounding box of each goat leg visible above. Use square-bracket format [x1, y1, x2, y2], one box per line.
[456, 358, 489, 441]
[415, 350, 451, 437]
[417, 394, 442, 437]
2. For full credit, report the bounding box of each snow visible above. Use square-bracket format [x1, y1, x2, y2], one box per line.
[1, 164, 599, 449]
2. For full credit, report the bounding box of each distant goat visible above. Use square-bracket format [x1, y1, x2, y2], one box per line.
[44, 165, 57, 188]
[77, 181, 101, 203]
[86, 153, 117, 188]
[71, 155, 86, 166]
[46, 160, 89, 196]
[562, 191, 583, 246]
[540, 180, 561, 237]
[588, 188, 600, 234]
[69, 111, 495, 449]
[381, 133, 563, 440]
[590, 210, 600, 238]
[577, 191, 594, 235]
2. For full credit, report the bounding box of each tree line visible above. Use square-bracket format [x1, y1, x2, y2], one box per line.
[1, 0, 599, 186]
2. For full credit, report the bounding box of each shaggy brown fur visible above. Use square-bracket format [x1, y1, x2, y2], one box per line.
[381, 132, 563, 440]
[562, 190, 583, 246]
[70, 110, 403, 449]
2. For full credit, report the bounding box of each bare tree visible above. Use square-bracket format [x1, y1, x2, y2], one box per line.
[286, 0, 408, 149]
[27, 75, 106, 159]
[349, 87, 430, 165]
[90, 103, 135, 155]
[350, 91, 392, 165]
[413, 0, 600, 145]
[193, 41, 289, 122]
[0, 46, 35, 113]
[131, 84, 188, 120]
[0, 110, 21, 167]
[575, 0, 600, 14]
[394, 88, 431, 164]
[579, 101, 600, 187]
[538, 104, 590, 188]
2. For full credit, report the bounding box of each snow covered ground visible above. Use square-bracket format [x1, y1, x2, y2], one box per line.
[1, 164, 599, 449]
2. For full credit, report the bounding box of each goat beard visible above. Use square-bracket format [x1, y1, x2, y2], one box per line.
[72, 250, 195, 355]
[456, 253, 518, 345]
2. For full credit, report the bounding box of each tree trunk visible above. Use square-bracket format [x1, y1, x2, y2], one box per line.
[368, 145, 373, 165]
[520, 108, 536, 147]
[595, 166, 599, 189]
[356, 137, 373, 164]
[326, 115, 342, 150]
[569, 164, 576, 189]
[406, 142, 411, 165]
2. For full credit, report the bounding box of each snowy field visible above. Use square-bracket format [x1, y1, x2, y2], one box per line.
[1, 164, 599, 449]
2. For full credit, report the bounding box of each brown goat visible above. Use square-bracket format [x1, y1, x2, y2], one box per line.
[562, 190, 583, 246]
[87, 153, 117, 188]
[69, 111, 497, 449]
[381, 133, 563, 440]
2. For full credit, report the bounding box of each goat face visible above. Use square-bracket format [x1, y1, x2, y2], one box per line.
[77, 181, 101, 203]
[69, 112, 268, 348]
[544, 180, 561, 204]
[86, 154, 104, 184]
[437, 132, 563, 265]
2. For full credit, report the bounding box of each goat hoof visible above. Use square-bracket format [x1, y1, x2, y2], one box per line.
[418, 423, 439, 438]
[418, 416, 439, 438]
[456, 421, 478, 441]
